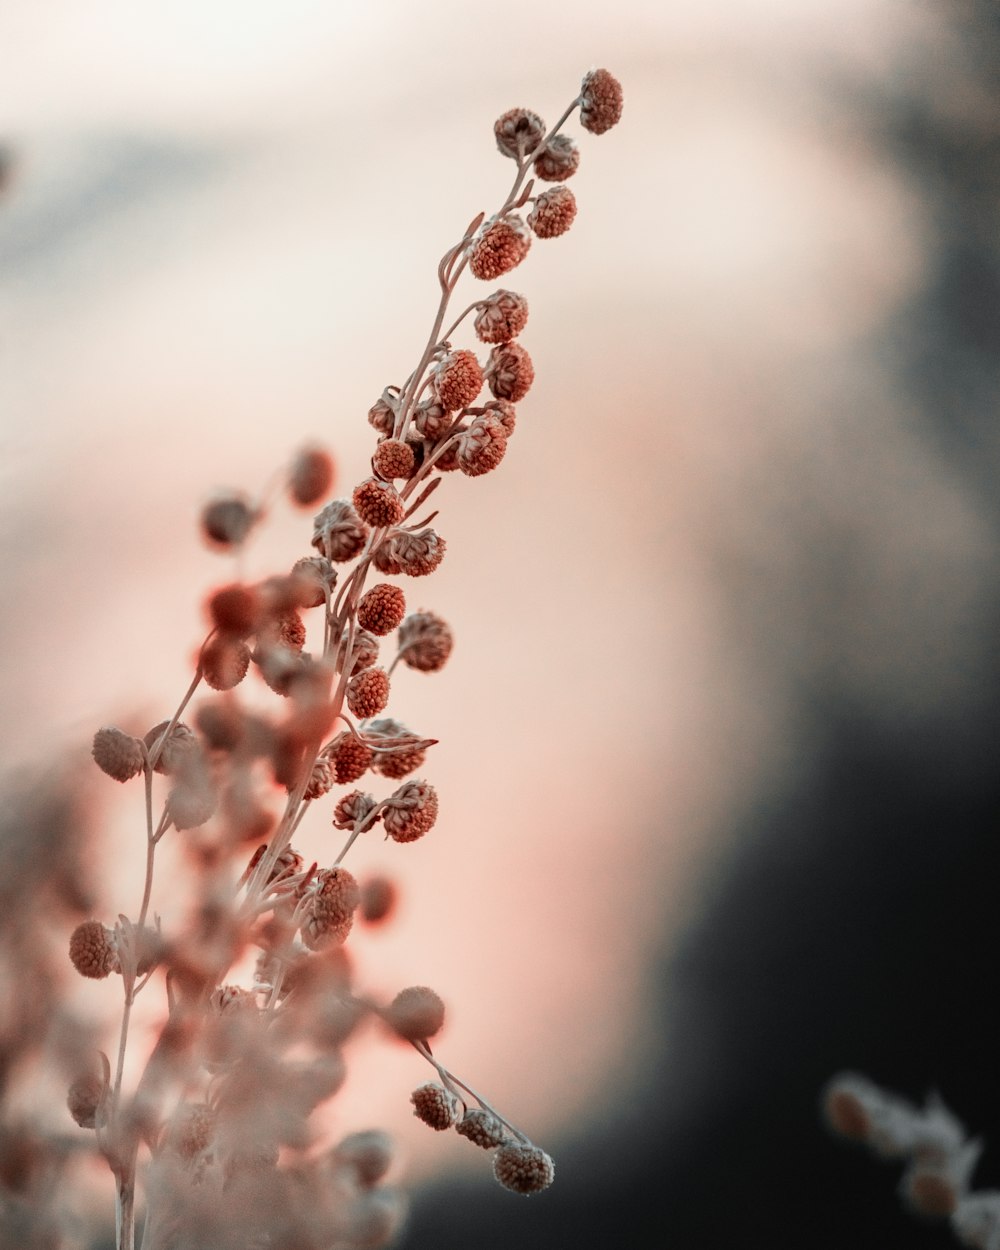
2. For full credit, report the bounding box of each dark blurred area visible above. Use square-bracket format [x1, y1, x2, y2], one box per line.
[402, 4, 1000, 1247]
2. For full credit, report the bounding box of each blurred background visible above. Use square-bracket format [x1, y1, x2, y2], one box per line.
[1, 0, 999, 1246]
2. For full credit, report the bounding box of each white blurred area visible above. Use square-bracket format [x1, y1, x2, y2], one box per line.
[1, 0, 988, 1188]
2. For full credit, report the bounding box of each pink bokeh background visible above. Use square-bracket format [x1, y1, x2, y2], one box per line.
[2, 0, 990, 1203]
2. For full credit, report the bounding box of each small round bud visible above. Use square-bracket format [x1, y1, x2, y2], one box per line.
[143, 721, 198, 775]
[302, 755, 335, 801]
[256, 609, 307, 654]
[333, 790, 380, 831]
[357, 584, 406, 636]
[494, 108, 546, 159]
[167, 778, 217, 830]
[383, 781, 438, 843]
[290, 556, 337, 609]
[469, 217, 531, 281]
[207, 583, 261, 637]
[456, 1108, 507, 1150]
[528, 185, 577, 239]
[368, 394, 397, 435]
[359, 874, 397, 924]
[202, 635, 251, 691]
[487, 342, 534, 402]
[312, 500, 369, 563]
[289, 445, 335, 507]
[484, 398, 517, 437]
[433, 349, 484, 411]
[474, 290, 529, 344]
[533, 133, 579, 182]
[67, 1072, 105, 1129]
[398, 611, 453, 672]
[342, 627, 380, 673]
[373, 528, 446, 578]
[580, 67, 623, 135]
[372, 438, 416, 481]
[410, 1082, 459, 1130]
[347, 667, 390, 719]
[387, 986, 445, 1041]
[365, 718, 428, 779]
[325, 732, 374, 785]
[169, 1103, 216, 1159]
[69, 921, 118, 979]
[412, 399, 451, 441]
[457, 414, 508, 477]
[301, 867, 360, 950]
[353, 478, 406, 530]
[201, 494, 255, 548]
[334, 1130, 394, 1187]
[92, 727, 144, 783]
[493, 1143, 555, 1195]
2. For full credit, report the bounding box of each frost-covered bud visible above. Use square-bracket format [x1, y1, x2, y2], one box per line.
[484, 398, 517, 437]
[457, 413, 508, 477]
[474, 290, 529, 344]
[201, 494, 255, 548]
[487, 342, 534, 403]
[469, 217, 531, 281]
[290, 556, 337, 609]
[92, 727, 144, 782]
[494, 107, 546, 159]
[372, 438, 416, 481]
[493, 1143, 555, 1195]
[342, 627, 380, 673]
[348, 668, 390, 719]
[528, 185, 577, 239]
[902, 1141, 982, 1219]
[433, 349, 484, 412]
[69, 921, 118, 979]
[398, 611, 453, 672]
[302, 755, 335, 801]
[368, 394, 397, 435]
[360, 874, 396, 924]
[312, 499, 369, 563]
[412, 399, 451, 442]
[332, 790, 380, 831]
[456, 1108, 507, 1150]
[373, 528, 446, 578]
[533, 133, 580, 181]
[289, 445, 335, 507]
[325, 732, 374, 785]
[143, 720, 198, 775]
[334, 1130, 395, 1187]
[410, 1083, 460, 1130]
[353, 478, 405, 529]
[67, 1072, 105, 1128]
[386, 986, 445, 1041]
[357, 584, 406, 636]
[202, 635, 251, 691]
[301, 867, 360, 950]
[383, 781, 438, 843]
[580, 67, 624, 135]
[952, 1191, 1000, 1250]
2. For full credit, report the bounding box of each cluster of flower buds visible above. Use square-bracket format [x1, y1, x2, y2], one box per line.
[823, 1073, 987, 1228]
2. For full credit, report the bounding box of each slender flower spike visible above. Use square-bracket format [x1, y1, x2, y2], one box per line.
[92, 726, 145, 782]
[580, 67, 624, 135]
[469, 217, 531, 281]
[493, 1143, 556, 1195]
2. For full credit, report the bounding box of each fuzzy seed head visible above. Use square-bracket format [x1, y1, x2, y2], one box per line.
[372, 438, 416, 481]
[580, 67, 623, 135]
[373, 528, 446, 578]
[412, 399, 451, 442]
[69, 921, 118, 979]
[528, 185, 577, 239]
[325, 732, 374, 785]
[360, 874, 397, 924]
[433, 350, 484, 412]
[348, 667, 390, 719]
[332, 790, 380, 831]
[312, 499, 369, 563]
[474, 290, 529, 344]
[493, 108, 546, 159]
[67, 1072, 104, 1129]
[92, 727, 144, 782]
[469, 217, 531, 281]
[410, 1082, 460, 1130]
[353, 478, 406, 530]
[368, 394, 397, 435]
[302, 867, 360, 950]
[289, 445, 336, 507]
[456, 1108, 507, 1149]
[202, 635, 251, 691]
[493, 1143, 555, 1195]
[201, 494, 255, 548]
[383, 781, 438, 843]
[533, 133, 580, 181]
[457, 413, 508, 477]
[398, 611, 454, 672]
[488, 342, 534, 402]
[388, 986, 445, 1041]
[358, 583, 406, 636]
[290, 556, 337, 609]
